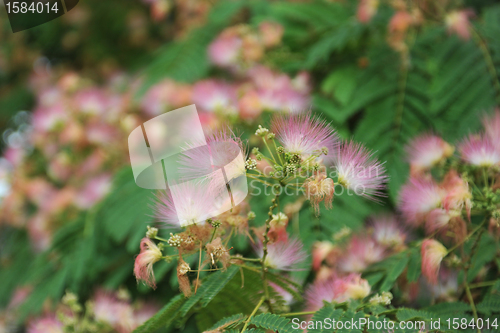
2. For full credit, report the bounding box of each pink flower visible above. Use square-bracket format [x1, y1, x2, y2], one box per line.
[356, 0, 379, 23]
[255, 238, 307, 271]
[398, 177, 445, 227]
[370, 214, 406, 248]
[459, 134, 500, 167]
[134, 238, 163, 288]
[441, 170, 472, 219]
[482, 108, 500, 149]
[75, 174, 112, 209]
[208, 30, 242, 68]
[191, 80, 237, 114]
[421, 239, 447, 285]
[74, 88, 110, 115]
[338, 236, 386, 273]
[389, 11, 414, 33]
[305, 274, 370, 311]
[406, 134, 454, 175]
[28, 316, 63, 333]
[154, 182, 215, 228]
[93, 290, 135, 333]
[132, 302, 161, 328]
[259, 21, 284, 47]
[238, 90, 263, 120]
[445, 10, 474, 40]
[333, 141, 388, 201]
[141, 79, 192, 116]
[312, 241, 336, 271]
[271, 113, 339, 158]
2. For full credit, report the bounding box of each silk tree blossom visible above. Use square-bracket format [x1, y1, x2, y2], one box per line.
[305, 274, 370, 311]
[134, 238, 163, 288]
[192, 80, 238, 114]
[271, 113, 339, 158]
[338, 236, 386, 273]
[356, 0, 379, 23]
[255, 238, 307, 271]
[406, 134, 454, 175]
[312, 241, 337, 271]
[141, 79, 192, 116]
[482, 109, 500, 149]
[208, 28, 242, 68]
[92, 290, 135, 333]
[421, 239, 447, 285]
[459, 134, 500, 167]
[398, 177, 445, 227]
[441, 170, 472, 219]
[154, 182, 215, 228]
[445, 9, 474, 40]
[370, 214, 407, 248]
[28, 316, 63, 333]
[333, 141, 388, 201]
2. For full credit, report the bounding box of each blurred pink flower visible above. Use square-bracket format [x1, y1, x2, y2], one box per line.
[141, 79, 192, 116]
[74, 88, 111, 115]
[398, 177, 445, 227]
[93, 290, 134, 333]
[28, 315, 63, 333]
[75, 174, 112, 209]
[445, 10, 474, 40]
[370, 214, 407, 248]
[421, 239, 447, 285]
[208, 30, 242, 68]
[192, 80, 237, 114]
[482, 108, 500, 149]
[238, 90, 263, 120]
[305, 273, 370, 311]
[459, 134, 500, 167]
[406, 134, 454, 175]
[259, 21, 284, 48]
[357, 0, 378, 23]
[338, 236, 386, 273]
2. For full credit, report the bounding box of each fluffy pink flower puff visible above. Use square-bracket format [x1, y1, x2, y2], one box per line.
[338, 236, 386, 273]
[405, 133, 454, 176]
[398, 177, 445, 227]
[191, 80, 238, 115]
[305, 274, 371, 312]
[421, 239, 447, 285]
[27, 316, 63, 333]
[134, 238, 163, 288]
[445, 9, 475, 40]
[483, 108, 500, 150]
[255, 238, 307, 271]
[369, 214, 407, 249]
[271, 113, 339, 162]
[459, 134, 500, 167]
[333, 141, 388, 201]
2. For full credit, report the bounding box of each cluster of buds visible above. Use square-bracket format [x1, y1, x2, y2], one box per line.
[369, 291, 393, 306]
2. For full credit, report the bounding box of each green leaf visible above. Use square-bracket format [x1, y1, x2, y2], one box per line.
[406, 248, 421, 283]
[308, 304, 344, 333]
[249, 313, 299, 333]
[477, 294, 500, 315]
[379, 254, 409, 292]
[206, 313, 246, 331]
[132, 294, 186, 333]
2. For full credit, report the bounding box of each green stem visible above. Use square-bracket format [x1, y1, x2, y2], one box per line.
[263, 138, 278, 165]
[279, 311, 316, 317]
[273, 139, 284, 165]
[465, 283, 480, 333]
[230, 256, 261, 262]
[241, 297, 265, 333]
[446, 219, 487, 255]
[469, 280, 498, 289]
[154, 236, 170, 243]
[261, 193, 279, 313]
[471, 26, 500, 104]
